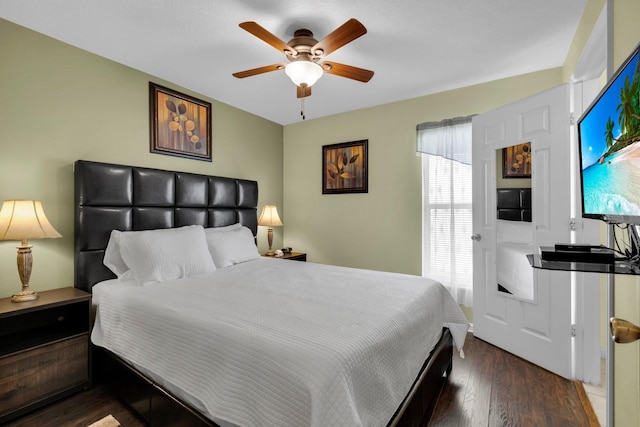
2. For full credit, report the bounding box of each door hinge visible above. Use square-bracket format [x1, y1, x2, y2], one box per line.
[570, 112, 577, 125]
[570, 218, 577, 231]
[571, 324, 577, 337]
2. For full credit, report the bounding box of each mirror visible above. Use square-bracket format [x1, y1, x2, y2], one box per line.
[495, 143, 535, 301]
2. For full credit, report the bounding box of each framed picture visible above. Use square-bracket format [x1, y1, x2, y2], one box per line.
[322, 140, 368, 194]
[502, 142, 532, 178]
[150, 82, 212, 162]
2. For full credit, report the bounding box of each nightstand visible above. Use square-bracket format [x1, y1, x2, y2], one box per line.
[280, 252, 307, 261]
[0, 287, 91, 424]
[263, 252, 307, 261]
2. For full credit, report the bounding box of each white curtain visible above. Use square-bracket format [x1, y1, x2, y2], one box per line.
[417, 116, 473, 164]
[417, 116, 473, 306]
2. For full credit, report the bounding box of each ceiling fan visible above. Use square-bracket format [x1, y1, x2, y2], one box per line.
[232, 19, 374, 106]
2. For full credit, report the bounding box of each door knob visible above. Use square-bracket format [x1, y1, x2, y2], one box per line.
[471, 234, 481, 241]
[610, 318, 640, 343]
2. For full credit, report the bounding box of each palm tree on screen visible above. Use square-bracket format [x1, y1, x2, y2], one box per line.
[604, 117, 615, 149]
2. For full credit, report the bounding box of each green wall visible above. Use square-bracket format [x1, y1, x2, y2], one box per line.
[0, 18, 284, 298]
[283, 71, 562, 276]
[612, 1, 640, 425]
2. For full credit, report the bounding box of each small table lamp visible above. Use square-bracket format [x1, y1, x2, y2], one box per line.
[0, 200, 62, 302]
[258, 205, 283, 256]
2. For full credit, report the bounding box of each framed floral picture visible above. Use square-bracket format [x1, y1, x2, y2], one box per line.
[502, 142, 532, 178]
[150, 82, 212, 162]
[322, 140, 368, 194]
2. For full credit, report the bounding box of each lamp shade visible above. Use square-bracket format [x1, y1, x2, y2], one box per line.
[0, 200, 62, 241]
[258, 205, 283, 227]
[285, 61, 323, 87]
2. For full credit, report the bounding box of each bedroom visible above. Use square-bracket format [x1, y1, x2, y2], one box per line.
[0, 0, 639, 425]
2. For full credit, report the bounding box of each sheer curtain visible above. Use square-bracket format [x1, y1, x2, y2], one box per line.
[417, 116, 473, 306]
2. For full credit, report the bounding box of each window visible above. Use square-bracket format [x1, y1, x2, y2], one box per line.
[417, 116, 473, 306]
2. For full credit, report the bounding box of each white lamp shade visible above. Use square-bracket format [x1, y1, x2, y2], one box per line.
[285, 61, 323, 87]
[258, 205, 283, 227]
[0, 200, 62, 241]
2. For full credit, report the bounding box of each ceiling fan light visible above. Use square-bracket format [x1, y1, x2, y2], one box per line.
[285, 61, 323, 87]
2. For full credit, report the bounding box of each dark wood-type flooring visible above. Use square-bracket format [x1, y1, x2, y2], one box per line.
[5, 334, 598, 427]
[429, 334, 599, 427]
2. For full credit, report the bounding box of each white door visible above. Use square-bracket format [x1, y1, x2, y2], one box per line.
[572, 78, 604, 385]
[472, 84, 573, 378]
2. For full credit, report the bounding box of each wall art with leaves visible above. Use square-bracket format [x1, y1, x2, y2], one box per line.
[150, 82, 212, 162]
[322, 140, 368, 194]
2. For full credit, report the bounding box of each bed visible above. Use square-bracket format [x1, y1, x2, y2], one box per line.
[495, 189, 534, 300]
[74, 160, 469, 427]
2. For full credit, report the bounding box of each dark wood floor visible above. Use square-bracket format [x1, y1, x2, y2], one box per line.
[3, 384, 146, 427]
[5, 334, 598, 427]
[428, 334, 599, 427]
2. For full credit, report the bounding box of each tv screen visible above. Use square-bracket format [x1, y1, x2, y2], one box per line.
[578, 43, 640, 224]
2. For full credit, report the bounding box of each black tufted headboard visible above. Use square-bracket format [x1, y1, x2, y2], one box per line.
[74, 160, 258, 292]
[496, 188, 531, 222]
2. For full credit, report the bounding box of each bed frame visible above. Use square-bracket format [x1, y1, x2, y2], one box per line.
[74, 159, 453, 426]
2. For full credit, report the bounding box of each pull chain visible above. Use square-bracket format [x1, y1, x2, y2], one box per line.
[300, 97, 306, 120]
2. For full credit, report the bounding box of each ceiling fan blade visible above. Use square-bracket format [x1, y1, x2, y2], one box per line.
[321, 61, 374, 82]
[239, 22, 297, 55]
[297, 85, 312, 98]
[311, 18, 367, 57]
[232, 64, 286, 79]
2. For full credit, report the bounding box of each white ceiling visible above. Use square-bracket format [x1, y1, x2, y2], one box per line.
[0, 0, 586, 125]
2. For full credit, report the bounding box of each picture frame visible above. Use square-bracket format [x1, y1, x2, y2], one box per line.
[150, 82, 212, 162]
[502, 142, 532, 178]
[322, 140, 368, 194]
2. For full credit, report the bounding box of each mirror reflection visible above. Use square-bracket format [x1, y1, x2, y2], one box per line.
[495, 144, 534, 301]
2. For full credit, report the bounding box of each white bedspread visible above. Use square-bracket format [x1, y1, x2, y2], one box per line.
[91, 259, 468, 427]
[496, 242, 535, 300]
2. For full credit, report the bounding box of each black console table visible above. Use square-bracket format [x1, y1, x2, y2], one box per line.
[527, 254, 640, 275]
[526, 252, 640, 427]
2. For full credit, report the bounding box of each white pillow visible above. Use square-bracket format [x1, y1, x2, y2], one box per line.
[118, 225, 216, 283]
[204, 222, 242, 235]
[496, 219, 533, 244]
[206, 226, 260, 268]
[104, 224, 242, 278]
[103, 230, 129, 278]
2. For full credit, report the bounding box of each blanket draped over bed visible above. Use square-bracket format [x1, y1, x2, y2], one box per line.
[92, 258, 468, 427]
[75, 160, 469, 426]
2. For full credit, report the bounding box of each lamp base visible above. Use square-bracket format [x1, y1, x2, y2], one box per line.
[11, 288, 39, 303]
[264, 227, 276, 257]
[13, 244, 38, 302]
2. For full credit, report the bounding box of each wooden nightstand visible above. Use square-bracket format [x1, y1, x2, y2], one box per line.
[280, 252, 307, 261]
[263, 252, 307, 261]
[0, 287, 91, 424]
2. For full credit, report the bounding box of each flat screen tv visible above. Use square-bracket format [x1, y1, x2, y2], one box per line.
[578, 42, 640, 225]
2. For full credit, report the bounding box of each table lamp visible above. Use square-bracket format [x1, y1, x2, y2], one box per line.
[0, 200, 62, 302]
[258, 205, 283, 256]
